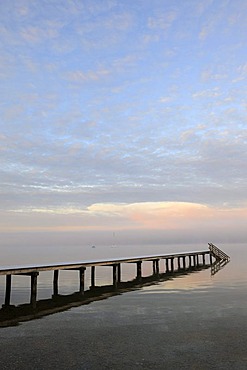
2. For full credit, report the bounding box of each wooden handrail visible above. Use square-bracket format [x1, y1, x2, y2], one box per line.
[208, 243, 230, 261]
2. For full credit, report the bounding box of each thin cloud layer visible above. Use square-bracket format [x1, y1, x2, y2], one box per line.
[0, 0, 247, 244]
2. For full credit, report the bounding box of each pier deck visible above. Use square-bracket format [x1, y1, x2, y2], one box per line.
[0, 244, 229, 311]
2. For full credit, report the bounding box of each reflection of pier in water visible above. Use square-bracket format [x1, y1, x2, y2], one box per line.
[211, 259, 229, 276]
[0, 244, 230, 328]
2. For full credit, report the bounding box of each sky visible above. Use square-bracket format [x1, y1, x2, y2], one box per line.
[0, 0, 247, 248]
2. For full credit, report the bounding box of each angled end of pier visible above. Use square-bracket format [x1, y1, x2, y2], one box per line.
[208, 243, 230, 262]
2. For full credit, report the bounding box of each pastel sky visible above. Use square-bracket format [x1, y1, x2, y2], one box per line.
[1, 0, 247, 246]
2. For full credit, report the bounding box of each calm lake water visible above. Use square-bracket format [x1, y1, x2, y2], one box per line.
[0, 243, 247, 369]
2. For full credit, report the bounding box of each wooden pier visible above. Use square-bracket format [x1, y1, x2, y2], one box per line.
[0, 243, 229, 310]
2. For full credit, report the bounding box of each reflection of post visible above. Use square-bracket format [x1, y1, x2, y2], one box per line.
[53, 270, 59, 296]
[91, 266, 95, 288]
[136, 261, 142, 281]
[79, 267, 86, 295]
[4, 274, 12, 307]
[30, 272, 39, 309]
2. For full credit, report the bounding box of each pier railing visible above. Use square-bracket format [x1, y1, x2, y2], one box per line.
[208, 243, 230, 261]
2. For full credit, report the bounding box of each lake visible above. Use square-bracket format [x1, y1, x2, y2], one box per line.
[0, 242, 246, 369]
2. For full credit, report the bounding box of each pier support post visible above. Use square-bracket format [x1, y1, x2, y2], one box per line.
[165, 258, 169, 273]
[53, 270, 59, 296]
[30, 272, 39, 309]
[155, 259, 159, 275]
[91, 266, 95, 288]
[171, 258, 174, 272]
[153, 260, 156, 275]
[79, 267, 86, 295]
[210, 254, 213, 265]
[193, 255, 196, 266]
[182, 256, 186, 269]
[202, 253, 206, 265]
[136, 261, 142, 281]
[189, 255, 192, 268]
[4, 274, 12, 307]
[112, 264, 118, 288]
[117, 263, 121, 283]
[196, 254, 199, 266]
[177, 257, 181, 270]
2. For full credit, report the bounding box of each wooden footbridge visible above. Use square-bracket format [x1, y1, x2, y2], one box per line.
[0, 243, 229, 310]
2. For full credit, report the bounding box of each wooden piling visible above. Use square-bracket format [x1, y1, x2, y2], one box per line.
[193, 255, 196, 266]
[91, 266, 95, 288]
[210, 253, 213, 265]
[153, 260, 156, 274]
[4, 275, 12, 307]
[117, 263, 121, 283]
[79, 267, 86, 294]
[30, 272, 39, 309]
[112, 264, 117, 288]
[155, 259, 159, 274]
[53, 270, 59, 296]
[171, 258, 174, 272]
[165, 258, 169, 272]
[136, 261, 142, 280]
[196, 254, 199, 266]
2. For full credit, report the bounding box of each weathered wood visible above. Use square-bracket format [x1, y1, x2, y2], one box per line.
[30, 272, 39, 309]
[136, 261, 142, 280]
[153, 260, 156, 274]
[189, 255, 192, 267]
[117, 263, 121, 283]
[91, 266, 95, 288]
[165, 258, 169, 272]
[112, 264, 117, 288]
[193, 255, 196, 266]
[170, 258, 174, 272]
[53, 270, 59, 296]
[79, 267, 86, 294]
[4, 275, 12, 306]
[155, 259, 159, 275]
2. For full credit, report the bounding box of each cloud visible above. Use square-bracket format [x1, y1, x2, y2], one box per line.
[147, 11, 178, 30]
[192, 88, 221, 99]
[1, 201, 247, 247]
[66, 68, 111, 83]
